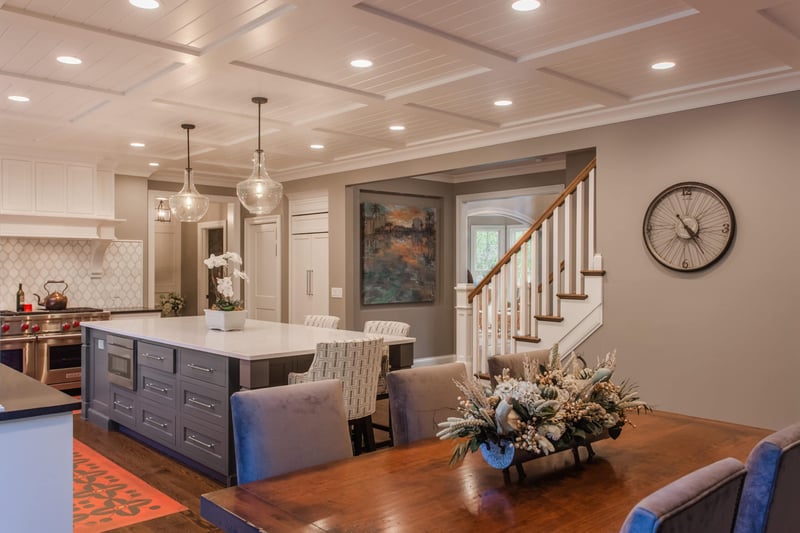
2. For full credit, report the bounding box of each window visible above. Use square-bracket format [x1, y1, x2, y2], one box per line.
[470, 224, 527, 284]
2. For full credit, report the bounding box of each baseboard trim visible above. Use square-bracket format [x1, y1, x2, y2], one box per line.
[412, 354, 456, 367]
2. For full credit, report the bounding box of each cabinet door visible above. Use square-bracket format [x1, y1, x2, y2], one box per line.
[290, 232, 329, 323]
[66, 164, 94, 215]
[1, 158, 34, 213]
[309, 233, 329, 315]
[95, 170, 114, 217]
[35, 161, 66, 214]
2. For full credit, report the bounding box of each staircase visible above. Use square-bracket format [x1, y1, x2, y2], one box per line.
[454, 159, 603, 375]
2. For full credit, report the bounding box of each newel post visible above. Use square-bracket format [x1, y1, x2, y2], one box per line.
[454, 283, 474, 375]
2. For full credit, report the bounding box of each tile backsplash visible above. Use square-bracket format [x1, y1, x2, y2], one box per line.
[1, 238, 143, 311]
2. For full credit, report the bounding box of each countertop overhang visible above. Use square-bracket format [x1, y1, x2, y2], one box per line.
[82, 316, 415, 361]
[0, 365, 80, 421]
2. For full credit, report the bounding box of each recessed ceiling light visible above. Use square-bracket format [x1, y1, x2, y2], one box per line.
[389, 125, 406, 131]
[511, 0, 542, 12]
[651, 61, 676, 70]
[310, 144, 325, 150]
[149, 162, 159, 167]
[129, 0, 160, 9]
[8, 95, 30, 102]
[494, 99, 513, 107]
[130, 142, 145, 148]
[350, 59, 373, 68]
[57, 56, 82, 65]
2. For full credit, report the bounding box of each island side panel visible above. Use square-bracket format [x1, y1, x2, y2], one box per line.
[82, 328, 112, 428]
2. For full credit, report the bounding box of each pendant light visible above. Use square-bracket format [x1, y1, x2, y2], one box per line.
[237, 97, 283, 215]
[154, 198, 171, 222]
[169, 123, 209, 222]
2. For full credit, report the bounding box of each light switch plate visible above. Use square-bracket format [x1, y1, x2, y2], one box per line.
[331, 287, 343, 298]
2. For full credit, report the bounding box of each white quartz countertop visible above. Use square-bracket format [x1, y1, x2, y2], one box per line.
[82, 316, 415, 361]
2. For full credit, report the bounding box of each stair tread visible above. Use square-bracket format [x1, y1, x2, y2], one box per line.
[557, 293, 588, 300]
[512, 335, 541, 343]
[581, 269, 606, 276]
[534, 315, 565, 322]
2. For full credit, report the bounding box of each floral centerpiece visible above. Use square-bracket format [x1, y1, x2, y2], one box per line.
[203, 251, 249, 330]
[159, 292, 185, 317]
[436, 345, 650, 467]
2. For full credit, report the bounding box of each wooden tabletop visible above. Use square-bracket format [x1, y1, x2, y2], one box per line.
[200, 411, 770, 532]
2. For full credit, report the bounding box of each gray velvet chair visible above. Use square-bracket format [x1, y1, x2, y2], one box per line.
[303, 314, 340, 329]
[619, 457, 747, 533]
[230, 379, 351, 485]
[386, 362, 467, 446]
[734, 421, 800, 533]
[487, 348, 550, 388]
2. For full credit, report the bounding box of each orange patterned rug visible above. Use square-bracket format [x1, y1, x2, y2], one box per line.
[73, 439, 187, 532]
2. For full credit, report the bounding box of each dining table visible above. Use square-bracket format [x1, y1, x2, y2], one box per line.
[200, 411, 770, 532]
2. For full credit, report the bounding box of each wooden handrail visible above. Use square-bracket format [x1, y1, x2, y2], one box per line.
[468, 158, 596, 302]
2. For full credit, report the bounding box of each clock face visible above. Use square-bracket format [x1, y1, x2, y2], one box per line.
[643, 182, 735, 272]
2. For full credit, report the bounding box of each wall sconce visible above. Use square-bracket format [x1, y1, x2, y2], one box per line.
[154, 198, 171, 222]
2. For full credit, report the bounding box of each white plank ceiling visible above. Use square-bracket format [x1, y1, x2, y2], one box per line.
[0, 0, 799, 184]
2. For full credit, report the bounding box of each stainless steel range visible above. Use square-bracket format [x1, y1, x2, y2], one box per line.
[0, 308, 110, 390]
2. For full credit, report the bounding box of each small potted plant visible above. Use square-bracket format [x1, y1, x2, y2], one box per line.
[203, 251, 249, 330]
[159, 292, 185, 317]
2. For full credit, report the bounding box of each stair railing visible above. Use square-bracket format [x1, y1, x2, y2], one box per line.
[467, 159, 597, 374]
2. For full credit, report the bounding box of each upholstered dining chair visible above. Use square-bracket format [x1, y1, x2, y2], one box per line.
[230, 379, 352, 485]
[303, 314, 340, 329]
[363, 320, 411, 447]
[487, 348, 551, 388]
[288, 337, 384, 454]
[734, 421, 800, 533]
[386, 362, 467, 446]
[619, 457, 747, 533]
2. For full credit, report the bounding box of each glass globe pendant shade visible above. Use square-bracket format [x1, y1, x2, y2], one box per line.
[169, 123, 209, 222]
[237, 149, 283, 215]
[169, 168, 209, 222]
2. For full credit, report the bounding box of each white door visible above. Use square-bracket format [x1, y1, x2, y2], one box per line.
[198, 221, 227, 310]
[245, 217, 281, 321]
[290, 232, 328, 324]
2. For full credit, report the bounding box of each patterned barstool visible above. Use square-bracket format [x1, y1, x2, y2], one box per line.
[303, 315, 340, 329]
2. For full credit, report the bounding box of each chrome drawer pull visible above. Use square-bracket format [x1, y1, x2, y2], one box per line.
[145, 416, 168, 429]
[187, 363, 214, 373]
[142, 353, 165, 361]
[113, 400, 133, 411]
[187, 434, 214, 449]
[188, 397, 215, 409]
[145, 382, 168, 393]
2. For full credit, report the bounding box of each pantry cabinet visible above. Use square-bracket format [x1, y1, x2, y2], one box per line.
[289, 196, 329, 325]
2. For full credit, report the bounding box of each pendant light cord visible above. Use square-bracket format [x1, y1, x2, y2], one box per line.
[186, 126, 191, 169]
[257, 100, 262, 154]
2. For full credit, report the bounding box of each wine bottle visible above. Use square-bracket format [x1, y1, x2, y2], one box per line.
[16, 283, 24, 312]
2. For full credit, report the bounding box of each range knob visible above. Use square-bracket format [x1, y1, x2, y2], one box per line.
[32, 324, 40, 333]
[72, 320, 80, 328]
[21, 323, 30, 331]
[1, 324, 8, 332]
[62, 323, 71, 331]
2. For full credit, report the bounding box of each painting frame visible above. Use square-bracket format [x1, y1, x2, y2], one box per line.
[360, 200, 437, 305]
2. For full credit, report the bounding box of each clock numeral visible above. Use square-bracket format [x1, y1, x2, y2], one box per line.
[681, 187, 692, 197]
[722, 223, 730, 234]
[682, 259, 690, 269]
[646, 224, 652, 233]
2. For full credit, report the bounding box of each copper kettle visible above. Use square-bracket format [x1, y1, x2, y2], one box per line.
[34, 280, 69, 310]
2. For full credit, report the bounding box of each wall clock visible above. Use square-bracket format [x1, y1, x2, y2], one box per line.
[643, 181, 735, 272]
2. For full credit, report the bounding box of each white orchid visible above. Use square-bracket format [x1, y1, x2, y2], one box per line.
[205, 251, 248, 310]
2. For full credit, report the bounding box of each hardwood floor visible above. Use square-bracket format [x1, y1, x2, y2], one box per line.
[72, 399, 392, 531]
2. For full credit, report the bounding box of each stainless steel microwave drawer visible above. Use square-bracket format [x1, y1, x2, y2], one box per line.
[179, 350, 228, 387]
[137, 341, 175, 373]
[107, 335, 133, 350]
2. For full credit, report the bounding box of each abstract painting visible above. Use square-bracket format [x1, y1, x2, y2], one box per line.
[361, 201, 436, 305]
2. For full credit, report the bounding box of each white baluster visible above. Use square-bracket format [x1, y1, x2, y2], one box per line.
[564, 192, 573, 295]
[480, 288, 489, 372]
[576, 180, 585, 293]
[472, 296, 480, 375]
[542, 218, 551, 317]
[587, 168, 596, 269]
[553, 204, 562, 317]
[520, 240, 529, 336]
[499, 263, 507, 354]
[531, 230, 540, 337]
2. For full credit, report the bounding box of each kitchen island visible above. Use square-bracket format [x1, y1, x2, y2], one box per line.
[0, 364, 79, 532]
[80, 316, 415, 484]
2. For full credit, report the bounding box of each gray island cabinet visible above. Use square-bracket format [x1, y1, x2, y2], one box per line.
[81, 316, 415, 485]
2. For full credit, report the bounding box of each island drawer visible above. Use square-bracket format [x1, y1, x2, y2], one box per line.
[179, 378, 228, 428]
[109, 386, 137, 427]
[180, 350, 228, 387]
[137, 342, 175, 373]
[179, 415, 227, 474]
[138, 398, 176, 446]
[139, 367, 177, 408]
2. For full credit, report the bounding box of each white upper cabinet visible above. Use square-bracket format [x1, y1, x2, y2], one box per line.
[67, 165, 95, 215]
[35, 161, 67, 214]
[1, 159, 34, 213]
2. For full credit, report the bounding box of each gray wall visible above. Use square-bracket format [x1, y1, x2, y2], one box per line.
[284, 90, 800, 430]
[114, 174, 148, 303]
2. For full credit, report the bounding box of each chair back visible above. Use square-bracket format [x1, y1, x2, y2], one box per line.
[364, 320, 411, 337]
[289, 338, 384, 420]
[734, 422, 800, 533]
[620, 457, 746, 533]
[304, 315, 340, 329]
[230, 379, 351, 485]
[386, 362, 467, 446]
[487, 348, 550, 388]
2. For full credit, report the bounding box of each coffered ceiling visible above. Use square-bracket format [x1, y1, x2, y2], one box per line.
[1, 0, 799, 184]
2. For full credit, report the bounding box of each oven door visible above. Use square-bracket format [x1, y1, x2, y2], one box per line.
[34, 333, 83, 390]
[0, 337, 35, 378]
